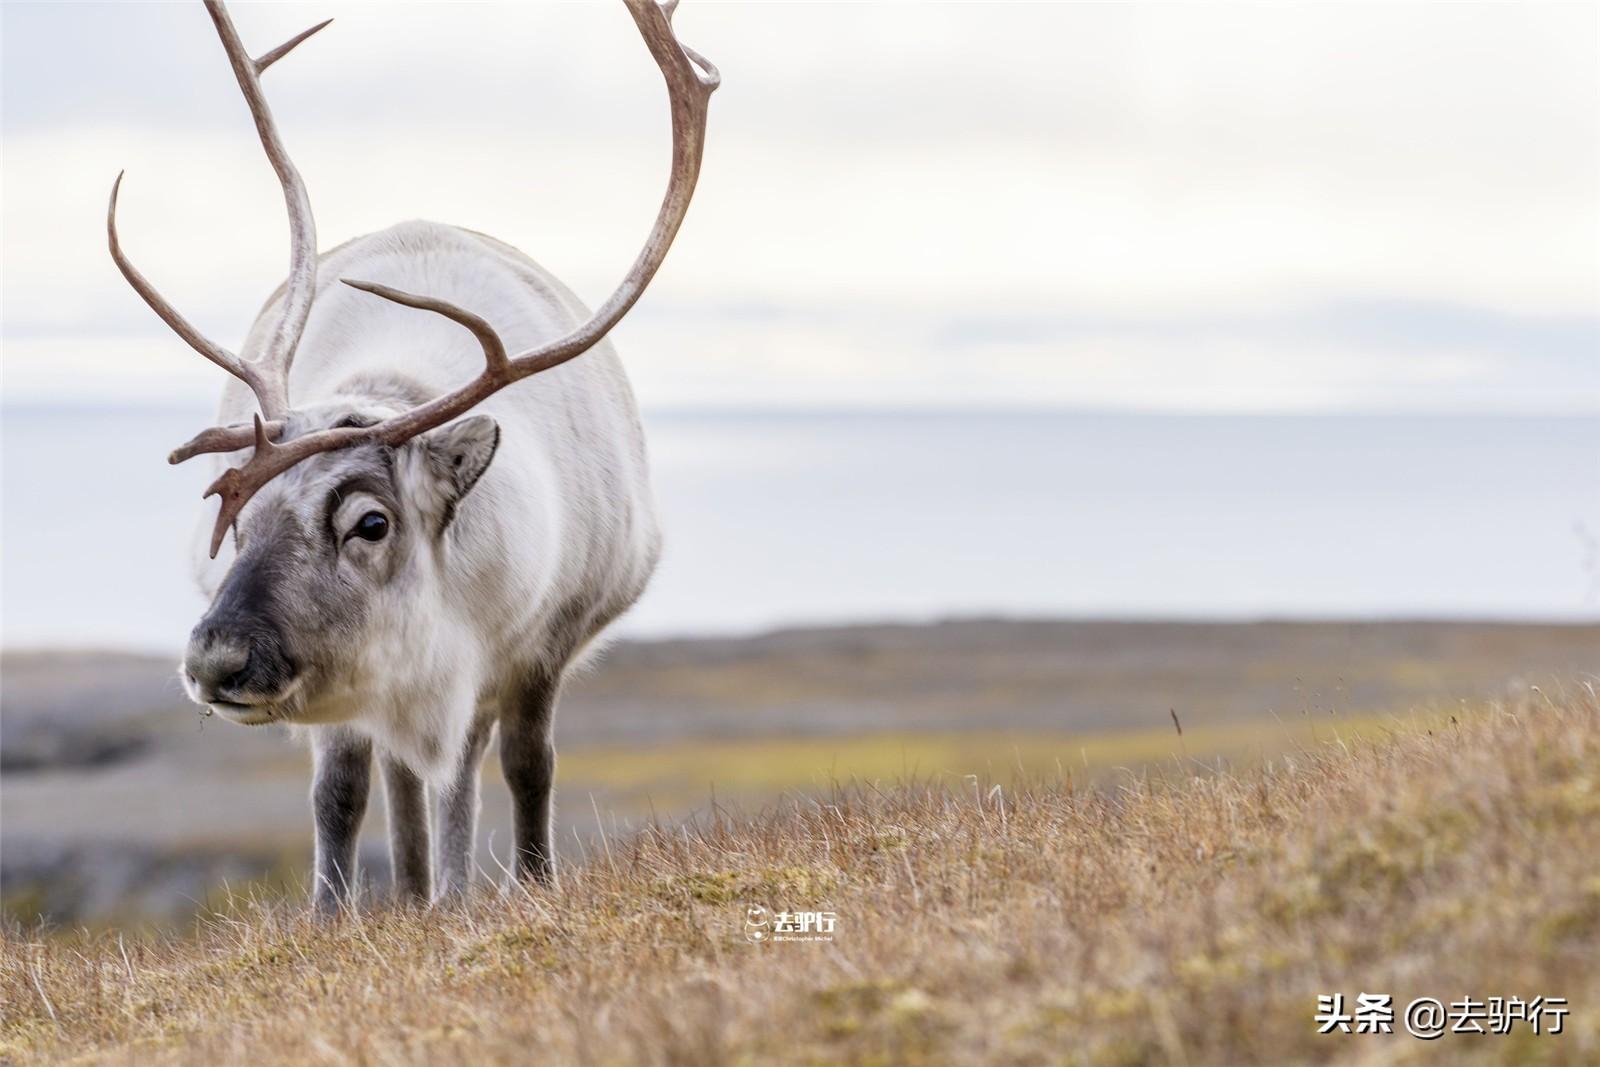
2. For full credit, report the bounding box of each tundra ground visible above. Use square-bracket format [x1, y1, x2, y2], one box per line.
[4, 687, 1597, 1066]
[6, 619, 1596, 927]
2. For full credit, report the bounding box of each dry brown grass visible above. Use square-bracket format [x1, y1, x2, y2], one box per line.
[4, 688, 1598, 1066]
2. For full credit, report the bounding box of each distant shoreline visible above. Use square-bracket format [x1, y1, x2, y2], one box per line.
[6, 612, 1600, 663]
[10, 410, 1597, 646]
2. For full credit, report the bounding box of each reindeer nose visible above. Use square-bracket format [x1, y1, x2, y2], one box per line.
[184, 628, 253, 702]
[184, 611, 298, 702]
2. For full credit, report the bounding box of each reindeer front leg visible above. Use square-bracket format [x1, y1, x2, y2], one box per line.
[502, 672, 559, 886]
[311, 728, 372, 914]
[436, 715, 495, 900]
[381, 755, 432, 904]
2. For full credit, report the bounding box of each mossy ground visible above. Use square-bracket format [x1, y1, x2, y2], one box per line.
[4, 691, 1598, 1065]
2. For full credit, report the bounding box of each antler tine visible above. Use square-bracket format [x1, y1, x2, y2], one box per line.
[181, 0, 719, 557]
[340, 280, 511, 380]
[347, 0, 718, 380]
[114, 1, 325, 429]
[255, 18, 333, 75]
[503, 0, 720, 369]
[108, 171, 248, 381]
[201, 0, 321, 419]
[169, 419, 284, 465]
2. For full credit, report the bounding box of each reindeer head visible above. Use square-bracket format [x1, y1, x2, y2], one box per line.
[179, 401, 504, 725]
[110, 0, 718, 724]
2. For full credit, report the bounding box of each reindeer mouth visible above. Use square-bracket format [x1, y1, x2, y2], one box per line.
[208, 700, 279, 726]
[186, 672, 305, 727]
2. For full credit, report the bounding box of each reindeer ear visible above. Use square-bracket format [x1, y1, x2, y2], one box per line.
[421, 415, 500, 525]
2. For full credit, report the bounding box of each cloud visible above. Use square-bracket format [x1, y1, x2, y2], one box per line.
[3, 2, 1595, 412]
[10, 294, 1590, 415]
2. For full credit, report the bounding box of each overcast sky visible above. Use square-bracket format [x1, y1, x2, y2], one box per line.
[3, 1, 1596, 411]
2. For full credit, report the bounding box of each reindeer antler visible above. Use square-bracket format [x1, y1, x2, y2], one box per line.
[164, 0, 720, 558]
[110, 1, 325, 426]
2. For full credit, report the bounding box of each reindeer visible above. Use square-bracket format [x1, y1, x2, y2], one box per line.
[107, 0, 718, 911]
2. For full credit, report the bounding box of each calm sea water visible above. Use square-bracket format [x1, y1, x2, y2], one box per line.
[3, 407, 1596, 651]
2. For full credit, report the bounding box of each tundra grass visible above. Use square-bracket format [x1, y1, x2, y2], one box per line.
[4, 690, 1598, 1065]
[225, 714, 1400, 818]
[551, 710, 1414, 812]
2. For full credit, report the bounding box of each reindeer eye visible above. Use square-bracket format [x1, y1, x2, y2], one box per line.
[351, 512, 389, 542]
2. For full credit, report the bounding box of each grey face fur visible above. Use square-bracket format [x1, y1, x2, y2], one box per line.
[182, 402, 501, 727]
